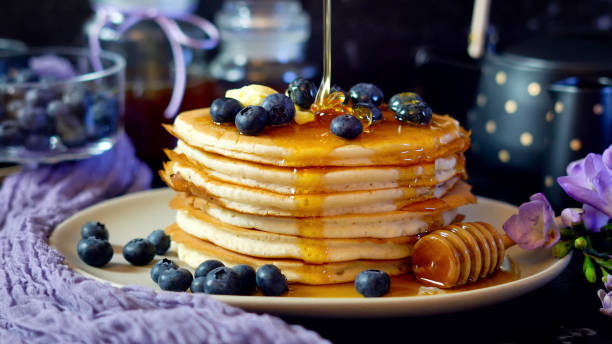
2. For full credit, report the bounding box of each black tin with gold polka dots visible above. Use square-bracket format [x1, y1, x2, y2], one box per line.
[544, 77, 612, 208]
[466, 34, 612, 206]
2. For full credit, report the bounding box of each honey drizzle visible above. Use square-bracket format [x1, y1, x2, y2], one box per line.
[314, 0, 332, 107]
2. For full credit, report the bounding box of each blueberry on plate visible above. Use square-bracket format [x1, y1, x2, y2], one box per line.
[204, 266, 242, 295]
[81, 221, 109, 240]
[16, 106, 47, 132]
[286, 78, 317, 109]
[151, 258, 178, 283]
[190, 276, 206, 293]
[147, 229, 171, 255]
[388, 92, 423, 112]
[195, 259, 224, 278]
[395, 102, 433, 126]
[352, 102, 383, 122]
[349, 83, 384, 106]
[0, 120, 25, 145]
[255, 264, 288, 296]
[6, 99, 24, 117]
[122, 238, 156, 266]
[210, 97, 243, 123]
[158, 268, 193, 292]
[77, 237, 113, 267]
[354, 269, 390, 297]
[235, 106, 268, 136]
[261, 93, 295, 125]
[233, 264, 256, 295]
[330, 115, 363, 139]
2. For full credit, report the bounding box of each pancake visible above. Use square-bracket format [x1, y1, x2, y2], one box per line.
[174, 205, 416, 264]
[162, 161, 461, 217]
[172, 180, 475, 238]
[172, 140, 466, 194]
[167, 224, 411, 285]
[168, 108, 470, 167]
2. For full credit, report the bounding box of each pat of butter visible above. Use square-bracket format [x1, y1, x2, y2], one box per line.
[294, 107, 315, 124]
[225, 84, 278, 106]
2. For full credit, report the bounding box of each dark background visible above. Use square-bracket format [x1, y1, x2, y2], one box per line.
[2, 1, 612, 343]
[2, 0, 612, 95]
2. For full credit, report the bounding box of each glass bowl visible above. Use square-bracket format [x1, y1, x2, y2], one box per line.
[0, 47, 126, 164]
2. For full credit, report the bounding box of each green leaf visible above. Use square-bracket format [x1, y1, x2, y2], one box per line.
[583, 256, 597, 283]
[601, 268, 609, 284]
[593, 257, 612, 272]
[552, 241, 571, 259]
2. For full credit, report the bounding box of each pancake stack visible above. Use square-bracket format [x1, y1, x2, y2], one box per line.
[162, 107, 474, 285]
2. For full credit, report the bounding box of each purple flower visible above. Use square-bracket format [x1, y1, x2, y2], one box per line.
[558, 147, 612, 231]
[503, 193, 560, 250]
[605, 274, 612, 291]
[560, 208, 584, 227]
[29, 55, 76, 81]
[598, 289, 612, 317]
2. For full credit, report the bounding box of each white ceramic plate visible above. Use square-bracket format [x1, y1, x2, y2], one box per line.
[51, 188, 570, 318]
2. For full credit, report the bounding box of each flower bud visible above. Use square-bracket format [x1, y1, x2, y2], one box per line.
[561, 208, 584, 227]
[583, 256, 597, 283]
[574, 236, 587, 250]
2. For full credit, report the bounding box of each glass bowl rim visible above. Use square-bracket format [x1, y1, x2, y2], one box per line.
[0, 46, 126, 88]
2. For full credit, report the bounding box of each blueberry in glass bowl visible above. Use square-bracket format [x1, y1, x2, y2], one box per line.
[0, 47, 126, 164]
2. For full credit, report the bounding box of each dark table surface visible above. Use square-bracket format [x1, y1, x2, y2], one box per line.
[285, 255, 612, 343]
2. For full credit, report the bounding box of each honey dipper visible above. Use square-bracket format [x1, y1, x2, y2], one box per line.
[411, 222, 515, 288]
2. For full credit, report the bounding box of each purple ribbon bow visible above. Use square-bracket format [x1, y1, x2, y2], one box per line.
[88, 3, 219, 119]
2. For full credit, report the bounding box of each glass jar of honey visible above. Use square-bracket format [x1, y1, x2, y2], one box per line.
[85, 0, 218, 180]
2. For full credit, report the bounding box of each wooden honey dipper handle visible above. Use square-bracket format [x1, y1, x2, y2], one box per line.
[411, 222, 513, 289]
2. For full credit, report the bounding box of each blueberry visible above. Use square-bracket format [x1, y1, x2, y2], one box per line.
[235, 106, 268, 136]
[395, 102, 433, 126]
[204, 266, 242, 295]
[150, 258, 178, 283]
[352, 103, 383, 122]
[210, 97, 243, 123]
[233, 264, 256, 295]
[195, 259, 224, 278]
[62, 87, 89, 115]
[25, 134, 52, 151]
[255, 264, 288, 296]
[0, 120, 24, 145]
[261, 93, 295, 125]
[349, 83, 384, 106]
[77, 237, 113, 267]
[6, 99, 24, 117]
[389, 92, 423, 112]
[147, 229, 171, 255]
[56, 112, 86, 147]
[14, 69, 39, 83]
[158, 268, 193, 292]
[85, 96, 119, 139]
[122, 238, 156, 266]
[46, 100, 70, 119]
[81, 221, 109, 240]
[330, 115, 363, 139]
[25, 88, 56, 107]
[190, 276, 206, 293]
[16, 106, 47, 132]
[286, 78, 317, 109]
[330, 84, 348, 104]
[354, 269, 390, 297]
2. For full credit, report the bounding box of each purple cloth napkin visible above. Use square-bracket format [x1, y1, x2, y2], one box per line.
[0, 134, 329, 344]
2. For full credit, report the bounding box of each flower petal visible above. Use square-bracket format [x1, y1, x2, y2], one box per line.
[583, 204, 609, 232]
[599, 290, 612, 317]
[558, 176, 610, 214]
[605, 274, 612, 291]
[503, 195, 559, 250]
[603, 145, 612, 171]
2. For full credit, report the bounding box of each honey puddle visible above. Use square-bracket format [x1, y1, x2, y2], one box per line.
[285, 257, 519, 298]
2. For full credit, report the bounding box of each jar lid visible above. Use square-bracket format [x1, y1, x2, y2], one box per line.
[492, 34, 612, 73]
[92, 0, 198, 15]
